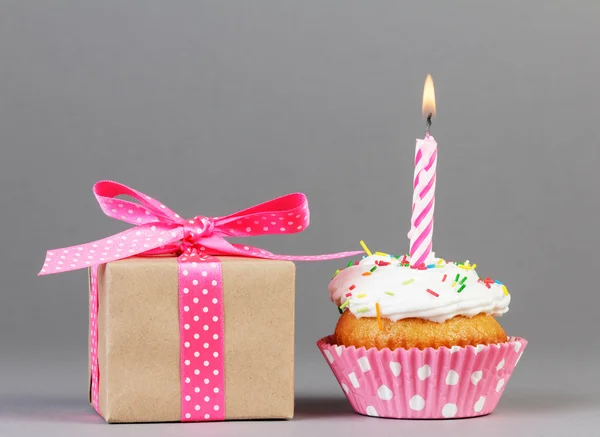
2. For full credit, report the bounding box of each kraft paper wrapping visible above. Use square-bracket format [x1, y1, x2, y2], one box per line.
[88, 256, 295, 423]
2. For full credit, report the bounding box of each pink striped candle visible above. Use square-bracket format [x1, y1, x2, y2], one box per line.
[408, 75, 437, 267]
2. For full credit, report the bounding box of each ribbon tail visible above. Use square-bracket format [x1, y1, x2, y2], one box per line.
[38, 223, 183, 276]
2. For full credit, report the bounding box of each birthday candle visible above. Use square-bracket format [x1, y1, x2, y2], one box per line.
[408, 75, 438, 267]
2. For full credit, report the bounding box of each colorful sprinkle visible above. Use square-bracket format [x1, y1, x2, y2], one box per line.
[333, 269, 341, 277]
[437, 259, 445, 264]
[435, 265, 444, 268]
[426, 264, 436, 269]
[349, 285, 356, 291]
[455, 273, 460, 282]
[502, 285, 509, 296]
[452, 282, 457, 287]
[378, 261, 391, 266]
[357, 293, 367, 298]
[344, 292, 352, 297]
[370, 266, 377, 272]
[375, 252, 388, 257]
[362, 272, 371, 276]
[347, 261, 354, 267]
[459, 276, 468, 285]
[426, 289, 439, 297]
[495, 280, 503, 285]
[402, 278, 415, 286]
[376, 303, 383, 331]
[385, 291, 395, 296]
[359, 240, 372, 257]
[457, 284, 467, 293]
[338, 306, 343, 314]
[340, 299, 350, 309]
[442, 274, 447, 282]
[356, 307, 369, 313]
[401, 255, 407, 265]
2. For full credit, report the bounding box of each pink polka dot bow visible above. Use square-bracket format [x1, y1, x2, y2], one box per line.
[39, 180, 361, 422]
[39, 180, 362, 275]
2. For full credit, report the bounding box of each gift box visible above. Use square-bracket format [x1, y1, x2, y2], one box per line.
[89, 256, 295, 422]
[41, 181, 359, 423]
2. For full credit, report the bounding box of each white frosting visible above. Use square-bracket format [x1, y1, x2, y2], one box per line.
[329, 253, 510, 323]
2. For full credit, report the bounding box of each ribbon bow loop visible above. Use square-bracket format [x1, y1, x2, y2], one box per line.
[39, 181, 361, 276]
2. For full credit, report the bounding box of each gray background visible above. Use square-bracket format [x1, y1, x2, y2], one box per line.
[1, 1, 599, 436]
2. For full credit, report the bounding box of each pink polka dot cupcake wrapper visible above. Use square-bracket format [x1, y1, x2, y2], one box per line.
[317, 335, 527, 419]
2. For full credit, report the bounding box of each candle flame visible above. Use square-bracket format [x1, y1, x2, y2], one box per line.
[422, 74, 436, 118]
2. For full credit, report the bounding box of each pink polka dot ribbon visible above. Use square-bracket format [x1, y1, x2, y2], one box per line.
[40, 180, 362, 422]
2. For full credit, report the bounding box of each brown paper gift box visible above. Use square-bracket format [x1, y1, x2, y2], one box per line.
[88, 255, 295, 423]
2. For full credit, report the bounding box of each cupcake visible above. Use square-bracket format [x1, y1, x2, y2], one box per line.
[317, 251, 526, 419]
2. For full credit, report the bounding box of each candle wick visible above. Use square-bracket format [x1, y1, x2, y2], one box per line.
[425, 113, 433, 136]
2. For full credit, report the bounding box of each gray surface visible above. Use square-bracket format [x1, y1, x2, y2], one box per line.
[1, 1, 599, 436]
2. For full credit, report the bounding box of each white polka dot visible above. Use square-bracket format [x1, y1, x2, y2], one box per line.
[185, 413, 191, 419]
[214, 405, 219, 411]
[334, 346, 343, 356]
[471, 370, 483, 385]
[192, 279, 198, 286]
[514, 341, 522, 352]
[201, 271, 207, 277]
[442, 403, 458, 418]
[245, 227, 251, 232]
[202, 289, 208, 295]
[184, 306, 189, 312]
[204, 343, 209, 348]
[195, 405, 200, 411]
[183, 287, 190, 294]
[244, 246, 249, 250]
[214, 387, 219, 393]
[184, 324, 190, 330]
[366, 406, 378, 417]
[195, 387, 200, 393]
[446, 370, 460, 385]
[203, 325, 209, 331]
[377, 385, 393, 400]
[184, 360, 190, 365]
[263, 227, 268, 231]
[193, 297, 199, 304]
[204, 414, 210, 419]
[194, 316, 200, 322]
[204, 396, 210, 402]
[474, 396, 486, 413]
[194, 369, 200, 375]
[203, 307, 208, 313]
[213, 352, 219, 358]
[185, 395, 191, 401]
[496, 378, 505, 392]
[348, 372, 360, 388]
[211, 280, 217, 286]
[185, 377, 191, 383]
[213, 334, 218, 340]
[204, 378, 210, 384]
[213, 370, 219, 375]
[357, 357, 371, 372]
[341, 383, 349, 393]
[409, 395, 425, 411]
[183, 270, 188, 276]
[212, 316, 218, 322]
[418, 365, 431, 380]
[194, 351, 200, 357]
[324, 350, 334, 363]
[212, 298, 218, 304]
[194, 333, 200, 339]
[496, 359, 505, 370]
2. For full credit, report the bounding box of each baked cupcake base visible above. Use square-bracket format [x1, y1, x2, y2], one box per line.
[335, 311, 508, 350]
[317, 335, 526, 419]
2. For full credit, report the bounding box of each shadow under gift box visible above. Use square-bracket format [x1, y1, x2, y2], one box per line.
[88, 256, 295, 423]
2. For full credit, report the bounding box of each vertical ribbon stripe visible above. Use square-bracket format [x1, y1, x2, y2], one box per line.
[178, 252, 225, 421]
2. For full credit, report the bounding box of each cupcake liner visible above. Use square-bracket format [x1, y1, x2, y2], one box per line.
[317, 335, 526, 419]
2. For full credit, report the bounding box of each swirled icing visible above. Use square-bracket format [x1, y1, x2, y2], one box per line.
[329, 253, 510, 323]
